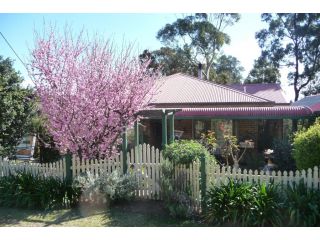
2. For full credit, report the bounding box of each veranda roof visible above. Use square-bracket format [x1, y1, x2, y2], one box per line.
[174, 106, 313, 119]
[292, 95, 320, 113]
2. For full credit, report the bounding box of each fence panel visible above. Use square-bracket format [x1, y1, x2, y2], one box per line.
[1, 144, 320, 211]
[0, 158, 65, 180]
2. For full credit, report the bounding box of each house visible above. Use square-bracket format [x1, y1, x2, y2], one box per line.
[126, 73, 314, 167]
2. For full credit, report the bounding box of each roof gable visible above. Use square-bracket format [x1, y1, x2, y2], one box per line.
[151, 73, 272, 105]
[228, 83, 289, 104]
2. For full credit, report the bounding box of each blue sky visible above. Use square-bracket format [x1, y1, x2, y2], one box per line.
[0, 13, 296, 100]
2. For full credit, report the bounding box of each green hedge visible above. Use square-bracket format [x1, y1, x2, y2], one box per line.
[293, 120, 320, 170]
[163, 140, 216, 166]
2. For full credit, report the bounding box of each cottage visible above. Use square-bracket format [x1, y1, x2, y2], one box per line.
[126, 73, 314, 167]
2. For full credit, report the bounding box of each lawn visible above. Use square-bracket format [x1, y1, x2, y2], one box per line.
[0, 200, 203, 227]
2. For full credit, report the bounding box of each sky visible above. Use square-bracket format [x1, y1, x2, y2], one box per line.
[0, 13, 295, 100]
[1, 2, 319, 103]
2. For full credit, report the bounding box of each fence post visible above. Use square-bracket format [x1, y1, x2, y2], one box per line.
[161, 110, 168, 148]
[200, 154, 207, 213]
[65, 152, 73, 183]
[168, 112, 175, 144]
[122, 128, 128, 174]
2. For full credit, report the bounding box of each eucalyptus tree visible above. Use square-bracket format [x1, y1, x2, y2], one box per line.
[156, 13, 240, 81]
[256, 13, 320, 101]
[245, 55, 281, 84]
[139, 47, 197, 76]
[214, 54, 244, 84]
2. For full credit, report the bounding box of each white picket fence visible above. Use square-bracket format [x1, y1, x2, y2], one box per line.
[207, 165, 320, 190]
[0, 156, 66, 179]
[1, 143, 320, 211]
[71, 144, 163, 201]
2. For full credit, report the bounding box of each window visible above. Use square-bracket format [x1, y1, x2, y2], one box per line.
[211, 120, 232, 147]
[193, 119, 232, 147]
[194, 120, 211, 139]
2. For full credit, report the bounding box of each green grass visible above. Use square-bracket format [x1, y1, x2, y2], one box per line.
[0, 200, 204, 227]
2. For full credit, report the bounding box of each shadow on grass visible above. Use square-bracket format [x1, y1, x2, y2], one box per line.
[101, 200, 204, 227]
[0, 200, 204, 227]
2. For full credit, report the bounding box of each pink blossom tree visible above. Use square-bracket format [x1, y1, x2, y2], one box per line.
[28, 27, 159, 160]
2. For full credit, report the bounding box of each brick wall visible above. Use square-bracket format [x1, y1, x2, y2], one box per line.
[175, 119, 193, 139]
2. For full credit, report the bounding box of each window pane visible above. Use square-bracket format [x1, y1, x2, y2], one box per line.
[211, 119, 232, 147]
[194, 120, 210, 139]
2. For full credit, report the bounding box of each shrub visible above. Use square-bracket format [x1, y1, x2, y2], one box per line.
[0, 172, 80, 210]
[204, 180, 256, 226]
[160, 158, 193, 219]
[204, 180, 283, 226]
[161, 140, 217, 219]
[163, 140, 216, 166]
[250, 183, 283, 226]
[72, 170, 137, 206]
[284, 181, 320, 226]
[272, 138, 295, 171]
[199, 130, 217, 155]
[292, 119, 320, 170]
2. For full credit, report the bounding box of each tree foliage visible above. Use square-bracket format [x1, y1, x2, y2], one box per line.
[0, 56, 34, 156]
[256, 13, 320, 101]
[292, 118, 320, 170]
[140, 48, 244, 84]
[28, 27, 159, 160]
[29, 113, 61, 163]
[156, 13, 240, 81]
[214, 55, 244, 84]
[163, 140, 216, 167]
[139, 47, 197, 76]
[245, 55, 281, 84]
[302, 75, 320, 96]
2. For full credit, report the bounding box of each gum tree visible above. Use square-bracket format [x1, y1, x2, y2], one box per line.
[256, 13, 320, 101]
[28, 27, 159, 160]
[156, 13, 240, 81]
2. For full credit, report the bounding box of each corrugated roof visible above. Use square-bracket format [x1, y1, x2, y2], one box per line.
[175, 106, 312, 118]
[292, 95, 320, 112]
[228, 83, 289, 104]
[150, 73, 272, 105]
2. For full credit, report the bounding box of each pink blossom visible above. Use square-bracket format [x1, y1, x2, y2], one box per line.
[28, 27, 159, 160]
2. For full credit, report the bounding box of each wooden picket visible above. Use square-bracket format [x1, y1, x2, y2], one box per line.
[0, 157, 65, 179]
[1, 143, 320, 211]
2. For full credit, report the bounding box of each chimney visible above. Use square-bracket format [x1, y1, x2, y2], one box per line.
[244, 86, 247, 93]
[198, 63, 202, 79]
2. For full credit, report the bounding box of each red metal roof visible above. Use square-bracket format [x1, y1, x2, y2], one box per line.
[292, 95, 320, 113]
[150, 73, 272, 105]
[228, 83, 289, 104]
[175, 106, 312, 118]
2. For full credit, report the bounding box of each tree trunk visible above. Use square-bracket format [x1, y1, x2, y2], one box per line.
[233, 160, 239, 170]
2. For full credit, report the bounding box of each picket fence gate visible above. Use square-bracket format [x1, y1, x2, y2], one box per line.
[71, 144, 164, 201]
[1, 143, 320, 211]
